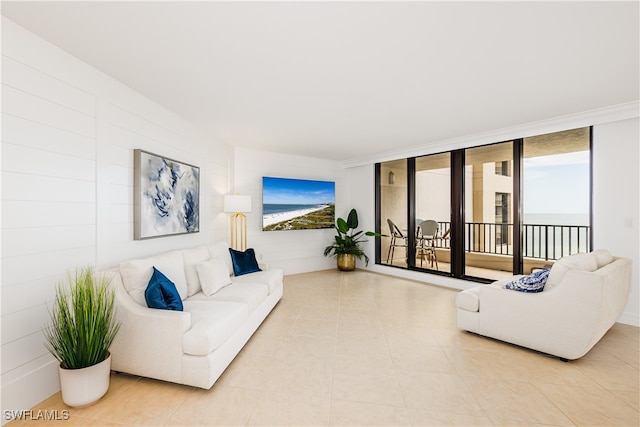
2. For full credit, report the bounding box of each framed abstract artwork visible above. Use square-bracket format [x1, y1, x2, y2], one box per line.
[134, 149, 200, 240]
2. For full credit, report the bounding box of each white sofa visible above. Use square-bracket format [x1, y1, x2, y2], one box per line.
[456, 249, 631, 360]
[97, 242, 283, 389]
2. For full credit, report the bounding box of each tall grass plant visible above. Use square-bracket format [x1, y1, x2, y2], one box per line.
[44, 267, 120, 369]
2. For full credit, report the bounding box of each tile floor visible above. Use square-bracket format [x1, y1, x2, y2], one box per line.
[11, 270, 640, 426]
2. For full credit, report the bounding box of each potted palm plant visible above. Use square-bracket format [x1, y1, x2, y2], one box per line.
[323, 208, 383, 271]
[44, 266, 120, 407]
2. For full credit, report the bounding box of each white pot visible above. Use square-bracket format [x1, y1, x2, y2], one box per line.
[59, 354, 111, 408]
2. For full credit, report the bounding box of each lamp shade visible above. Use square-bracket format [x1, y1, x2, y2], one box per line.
[224, 195, 252, 213]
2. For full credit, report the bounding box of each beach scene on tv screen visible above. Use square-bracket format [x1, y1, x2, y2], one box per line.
[262, 177, 335, 231]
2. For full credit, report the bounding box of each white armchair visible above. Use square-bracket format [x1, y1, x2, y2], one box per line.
[456, 250, 632, 360]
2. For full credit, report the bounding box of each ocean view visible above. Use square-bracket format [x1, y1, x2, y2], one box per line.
[523, 213, 589, 226]
[263, 203, 327, 216]
[523, 213, 590, 259]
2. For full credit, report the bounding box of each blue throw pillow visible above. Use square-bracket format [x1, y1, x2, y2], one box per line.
[145, 267, 183, 311]
[504, 269, 550, 293]
[229, 248, 262, 276]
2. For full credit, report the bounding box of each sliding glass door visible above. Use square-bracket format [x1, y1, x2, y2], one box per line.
[375, 127, 591, 283]
[464, 142, 515, 280]
[522, 128, 591, 270]
[380, 160, 408, 267]
[415, 153, 451, 273]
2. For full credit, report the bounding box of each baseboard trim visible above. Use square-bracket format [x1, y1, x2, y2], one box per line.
[618, 312, 640, 327]
[1, 360, 59, 426]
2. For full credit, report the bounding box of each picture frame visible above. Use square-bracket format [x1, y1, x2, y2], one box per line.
[262, 176, 335, 231]
[134, 149, 200, 240]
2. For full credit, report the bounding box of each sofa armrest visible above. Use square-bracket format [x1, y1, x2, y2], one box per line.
[592, 257, 632, 332]
[103, 271, 192, 383]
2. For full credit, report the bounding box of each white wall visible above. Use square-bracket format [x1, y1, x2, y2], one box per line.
[1, 18, 231, 418]
[362, 118, 640, 327]
[593, 118, 639, 326]
[347, 165, 379, 266]
[232, 147, 347, 274]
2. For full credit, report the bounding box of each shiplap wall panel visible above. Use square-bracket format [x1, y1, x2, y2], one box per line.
[2, 18, 229, 417]
[1, 305, 50, 346]
[99, 221, 132, 245]
[2, 56, 96, 116]
[1, 171, 96, 203]
[108, 182, 130, 205]
[103, 140, 131, 167]
[2, 200, 95, 229]
[1, 248, 95, 287]
[2, 85, 95, 138]
[109, 122, 165, 155]
[2, 225, 96, 258]
[2, 353, 54, 385]
[94, 98, 210, 268]
[1, 34, 98, 411]
[2, 114, 95, 158]
[1, 333, 50, 376]
[106, 199, 131, 224]
[109, 105, 204, 156]
[108, 163, 131, 187]
[109, 107, 182, 152]
[0, 19, 95, 416]
[2, 143, 95, 180]
[1, 277, 57, 316]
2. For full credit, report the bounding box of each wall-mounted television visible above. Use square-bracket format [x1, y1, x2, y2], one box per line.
[262, 176, 335, 231]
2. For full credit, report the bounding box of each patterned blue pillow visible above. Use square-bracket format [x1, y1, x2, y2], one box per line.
[504, 269, 550, 293]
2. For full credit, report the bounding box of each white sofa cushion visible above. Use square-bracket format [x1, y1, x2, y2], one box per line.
[187, 282, 269, 314]
[455, 287, 481, 312]
[120, 251, 188, 306]
[231, 269, 283, 295]
[197, 258, 232, 296]
[592, 249, 614, 269]
[207, 242, 234, 276]
[182, 300, 248, 356]
[546, 252, 598, 291]
[182, 246, 210, 296]
[456, 282, 506, 312]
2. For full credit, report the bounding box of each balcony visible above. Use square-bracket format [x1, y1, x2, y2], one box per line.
[383, 221, 590, 280]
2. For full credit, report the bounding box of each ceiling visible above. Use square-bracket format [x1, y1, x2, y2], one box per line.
[2, 1, 638, 162]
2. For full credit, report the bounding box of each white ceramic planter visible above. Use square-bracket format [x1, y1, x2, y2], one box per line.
[59, 355, 111, 408]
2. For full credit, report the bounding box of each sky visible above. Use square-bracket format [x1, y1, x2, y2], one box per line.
[523, 151, 590, 216]
[262, 177, 335, 205]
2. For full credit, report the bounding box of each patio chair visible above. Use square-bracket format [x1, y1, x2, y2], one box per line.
[417, 219, 439, 269]
[386, 218, 408, 264]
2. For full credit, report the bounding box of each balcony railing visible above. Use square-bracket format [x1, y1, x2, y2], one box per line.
[432, 221, 590, 261]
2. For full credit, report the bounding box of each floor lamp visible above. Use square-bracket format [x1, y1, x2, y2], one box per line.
[224, 195, 252, 251]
